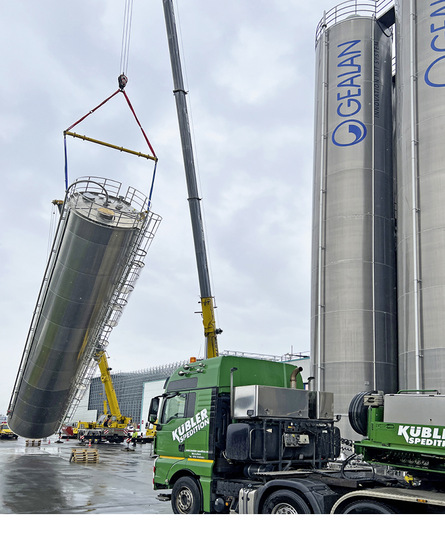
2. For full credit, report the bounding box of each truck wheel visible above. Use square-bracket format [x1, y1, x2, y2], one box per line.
[261, 491, 311, 514]
[171, 477, 202, 514]
[339, 499, 397, 514]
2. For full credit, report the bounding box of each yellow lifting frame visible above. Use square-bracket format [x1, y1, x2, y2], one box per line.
[64, 130, 157, 161]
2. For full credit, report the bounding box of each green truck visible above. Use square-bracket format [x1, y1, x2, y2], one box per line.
[149, 355, 445, 514]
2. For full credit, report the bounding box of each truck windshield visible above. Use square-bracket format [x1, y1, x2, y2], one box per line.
[161, 393, 187, 424]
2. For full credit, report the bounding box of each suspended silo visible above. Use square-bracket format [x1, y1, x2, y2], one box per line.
[311, 3, 397, 438]
[8, 177, 161, 439]
[394, 1, 445, 392]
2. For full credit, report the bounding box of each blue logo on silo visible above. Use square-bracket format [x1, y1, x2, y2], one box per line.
[425, 2, 445, 87]
[332, 39, 366, 147]
[332, 120, 367, 146]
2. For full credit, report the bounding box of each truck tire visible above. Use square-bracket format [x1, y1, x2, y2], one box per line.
[171, 477, 202, 514]
[261, 490, 311, 514]
[338, 499, 397, 514]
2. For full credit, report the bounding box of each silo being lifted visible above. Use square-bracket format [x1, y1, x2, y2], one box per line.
[8, 177, 161, 439]
[395, 1, 445, 392]
[311, 1, 397, 438]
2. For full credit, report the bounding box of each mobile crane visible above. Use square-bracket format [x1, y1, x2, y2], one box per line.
[73, 351, 134, 444]
[148, 355, 445, 514]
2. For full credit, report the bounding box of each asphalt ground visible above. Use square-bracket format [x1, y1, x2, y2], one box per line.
[0, 435, 411, 544]
[0, 435, 172, 515]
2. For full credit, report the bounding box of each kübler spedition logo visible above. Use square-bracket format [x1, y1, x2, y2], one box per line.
[332, 39, 367, 147]
[171, 409, 210, 443]
[398, 425, 445, 447]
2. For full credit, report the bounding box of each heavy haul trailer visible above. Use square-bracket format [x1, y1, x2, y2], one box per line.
[149, 356, 445, 514]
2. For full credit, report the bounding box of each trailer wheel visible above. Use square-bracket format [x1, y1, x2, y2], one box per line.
[338, 499, 397, 514]
[261, 491, 311, 514]
[171, 477, 202, 514]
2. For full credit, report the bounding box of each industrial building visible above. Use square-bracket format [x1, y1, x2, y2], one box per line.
[86, 362, 181, 426]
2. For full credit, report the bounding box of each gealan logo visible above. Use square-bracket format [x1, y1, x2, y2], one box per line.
[172, 409, 210, 442]
[332, 39, 366, 147]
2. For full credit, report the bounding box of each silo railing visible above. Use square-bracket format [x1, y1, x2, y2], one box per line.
[315, 0, 394, 43]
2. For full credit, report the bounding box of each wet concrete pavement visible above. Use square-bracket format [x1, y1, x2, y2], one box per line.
[0, 436, 172, 514]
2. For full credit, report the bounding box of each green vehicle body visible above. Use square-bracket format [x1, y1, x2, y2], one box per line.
[151, 361, 445, 514]
[355, 405, 445, 475]
[151, 355, 305, 512]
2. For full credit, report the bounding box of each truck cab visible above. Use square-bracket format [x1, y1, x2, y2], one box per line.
[149, 355, 339, 514]
[0, 423, 18, 440]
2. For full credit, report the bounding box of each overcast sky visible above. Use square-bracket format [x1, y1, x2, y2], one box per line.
[0, 0, 338, 412]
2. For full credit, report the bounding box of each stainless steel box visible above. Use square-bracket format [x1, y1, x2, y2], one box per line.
[308, 391, 334, 420]
[233, 385, 309, 419]
[384, 394, 445, 426]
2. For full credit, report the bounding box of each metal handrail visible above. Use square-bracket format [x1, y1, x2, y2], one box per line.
[315, 0, 394, 43]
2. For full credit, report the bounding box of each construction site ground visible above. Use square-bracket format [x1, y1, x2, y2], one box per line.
[0, 435, 172, 514]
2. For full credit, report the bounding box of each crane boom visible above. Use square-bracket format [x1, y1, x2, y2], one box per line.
[96, 351, 122, 420]
[162, 0, 221, 358]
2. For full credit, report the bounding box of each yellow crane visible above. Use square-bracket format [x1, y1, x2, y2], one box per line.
[96, 351, 128, 424]
[74, 351, 133, 444]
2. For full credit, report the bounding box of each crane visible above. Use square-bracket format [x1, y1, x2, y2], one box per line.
[95, 351, 129, 425]
[162, 0, 222, 359]
[64, 350, 134, 444]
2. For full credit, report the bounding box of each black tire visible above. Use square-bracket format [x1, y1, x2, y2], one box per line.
[171, 477, 202, 514]
[348, 391, 373, 436]
[261, 490, 311, 514]
[339, 499, 398, 514]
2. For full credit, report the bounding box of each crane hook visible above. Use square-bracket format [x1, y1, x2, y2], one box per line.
[118, 73, 128, 90]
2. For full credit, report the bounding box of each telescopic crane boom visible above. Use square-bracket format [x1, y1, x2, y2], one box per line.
[96, 351, 123, 421]
[162, 0, 221, 359]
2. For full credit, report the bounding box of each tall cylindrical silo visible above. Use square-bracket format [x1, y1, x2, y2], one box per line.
[311, 5, 397, 438]
[8, 178, 161, 439]
[395, 0, 445, 391]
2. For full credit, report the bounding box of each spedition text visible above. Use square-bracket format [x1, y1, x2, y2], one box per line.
[171, 409, 210, 443]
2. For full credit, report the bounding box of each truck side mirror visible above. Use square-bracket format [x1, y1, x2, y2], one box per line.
[148, 396, 160, 424]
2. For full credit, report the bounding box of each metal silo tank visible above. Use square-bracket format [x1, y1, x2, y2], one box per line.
[395, 0, 445, 391]
[8, 178, 161, 439]
[311, 8, 397, 438]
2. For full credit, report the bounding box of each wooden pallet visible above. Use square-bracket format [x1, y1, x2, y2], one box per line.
[25, 439, 41, 447]
[70, 448, 99, 463]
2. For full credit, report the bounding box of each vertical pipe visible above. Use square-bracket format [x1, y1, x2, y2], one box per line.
[409, 0, 422, 390]
[316, 13, 328, 393]
[371, 16, 377, 389]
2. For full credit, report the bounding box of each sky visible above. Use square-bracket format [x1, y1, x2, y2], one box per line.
[0, 0, 338, 413]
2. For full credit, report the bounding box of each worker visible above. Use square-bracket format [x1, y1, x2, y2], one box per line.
[131, 430, 138, 447]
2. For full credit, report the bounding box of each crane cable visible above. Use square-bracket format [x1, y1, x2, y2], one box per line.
[63, 0, 158, 211]
[120, 0, 133, 77]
